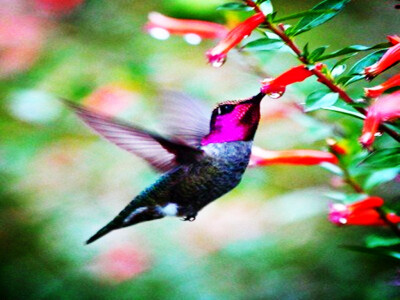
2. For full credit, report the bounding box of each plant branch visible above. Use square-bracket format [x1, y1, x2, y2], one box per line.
[244, 0, 263, 14]
[265, 22, 400, 143]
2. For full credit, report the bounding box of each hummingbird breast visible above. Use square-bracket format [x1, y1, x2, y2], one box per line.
[184, 140, 253, 211]
[136, 141, 253, 218]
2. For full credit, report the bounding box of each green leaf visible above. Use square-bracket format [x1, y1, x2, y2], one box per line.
[318, 43, 390, 60]
[325, 192, 367, 203]
[331, 64, 346, 77]
[359, 147, 400, 168]
[348, 50, 386, 74]
[331, 53, 358, 70]
[303, 43, 310, 58]
[308, 46, 329, 62]
[258, 0, 273, 15]
[243, 38, 284, 51]
[364, 167, 399, 190]
[305, 91, 339, 112]
[266, 11, 277, 22]
[342, 245, 400, 260]
[273, 9, 337, 23]
[337, 50, 385, 86]
[319, 163, 343, 175]
[287, 0, 351, 37]
[217, 2, 253, 11]
[366, 235, 400, 248]
[319, 105, 365, 120]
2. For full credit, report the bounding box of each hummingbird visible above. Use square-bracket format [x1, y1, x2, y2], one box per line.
[65, 91, 265, 244]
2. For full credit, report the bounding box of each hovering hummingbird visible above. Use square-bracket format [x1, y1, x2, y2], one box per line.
[66, 91, 265, 244]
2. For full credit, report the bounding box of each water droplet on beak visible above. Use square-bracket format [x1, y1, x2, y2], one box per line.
[267, 91, 284, 99]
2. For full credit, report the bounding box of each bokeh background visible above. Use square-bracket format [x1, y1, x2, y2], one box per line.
[1, 0, 400, 299]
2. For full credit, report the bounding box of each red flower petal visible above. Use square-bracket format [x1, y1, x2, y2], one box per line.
[364, 42, 400, 79]
[145, 12, 228, 40]
[249, 146, 338, 166]
[260, 65, 314, 97]
[364, 73, 400, 98]
[348, 196, 384, 212]
[359, 91, 400, 147]
[83, 84, 137, 117]
[387, 35, 400, 45]
[206, 12, 265, 67]
[328, 197, 386, 226]
[326, 138, 348, 155]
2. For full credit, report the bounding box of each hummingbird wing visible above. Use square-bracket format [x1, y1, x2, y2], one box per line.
[159, 91, 210, 147]
[65, 100, 203, 172]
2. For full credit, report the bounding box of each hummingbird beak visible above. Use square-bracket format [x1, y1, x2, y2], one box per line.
[241, 92, 265, 104]
[250, 92, 265, 103]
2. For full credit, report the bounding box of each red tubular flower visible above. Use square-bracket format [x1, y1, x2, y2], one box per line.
[145, 12, 228, 42]
[364, 72, 400, 98]
[260, 65, 314, 97]
[387, 213, 400, 223]
[249, 146, 338, 167]
[206, 12, 265, 67]
[328, 196, 389, 226]
[387, 35, 400, 45]
[326, 138, 348, 155]
[359, 91, 400, 148]
[0, 15, 46, 77]
[364, 39, 400, 79]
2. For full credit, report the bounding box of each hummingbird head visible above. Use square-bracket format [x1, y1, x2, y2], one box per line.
[201, 93, 264, 145]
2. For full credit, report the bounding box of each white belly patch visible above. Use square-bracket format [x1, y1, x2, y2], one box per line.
[157, 203, 179, 217]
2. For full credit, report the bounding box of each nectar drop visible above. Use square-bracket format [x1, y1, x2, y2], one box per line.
[211, 56, 226, 68]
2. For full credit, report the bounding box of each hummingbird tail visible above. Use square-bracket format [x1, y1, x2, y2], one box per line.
[86, 223, 115, 244]
[86, 200, 164, 245]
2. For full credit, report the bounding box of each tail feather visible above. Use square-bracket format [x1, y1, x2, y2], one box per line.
[86, 201, 163, 245]
[86, 222, 115, 244]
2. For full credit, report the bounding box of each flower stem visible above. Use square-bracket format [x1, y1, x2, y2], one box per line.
[265, 22, 400, 143]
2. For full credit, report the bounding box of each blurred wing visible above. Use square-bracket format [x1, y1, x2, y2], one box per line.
[65, 100, 203, 173]
[160, 91, 210, 147]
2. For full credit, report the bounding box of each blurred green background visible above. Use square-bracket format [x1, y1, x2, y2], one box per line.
[1, 0, 400, 299]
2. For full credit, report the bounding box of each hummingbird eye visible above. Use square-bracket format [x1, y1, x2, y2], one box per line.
[217, 104, 235, 116]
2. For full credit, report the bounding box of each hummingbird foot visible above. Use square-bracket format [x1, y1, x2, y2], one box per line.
[182, 214, 197, 222]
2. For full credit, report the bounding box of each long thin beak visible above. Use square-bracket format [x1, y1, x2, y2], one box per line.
[243, 92, 265, 104]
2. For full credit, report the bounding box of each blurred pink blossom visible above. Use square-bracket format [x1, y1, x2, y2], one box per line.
[83, 84, 138, 117]
[91, 244, 151, 283]
[34, 0, 84, 14]
[0, 14, 47, 77]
